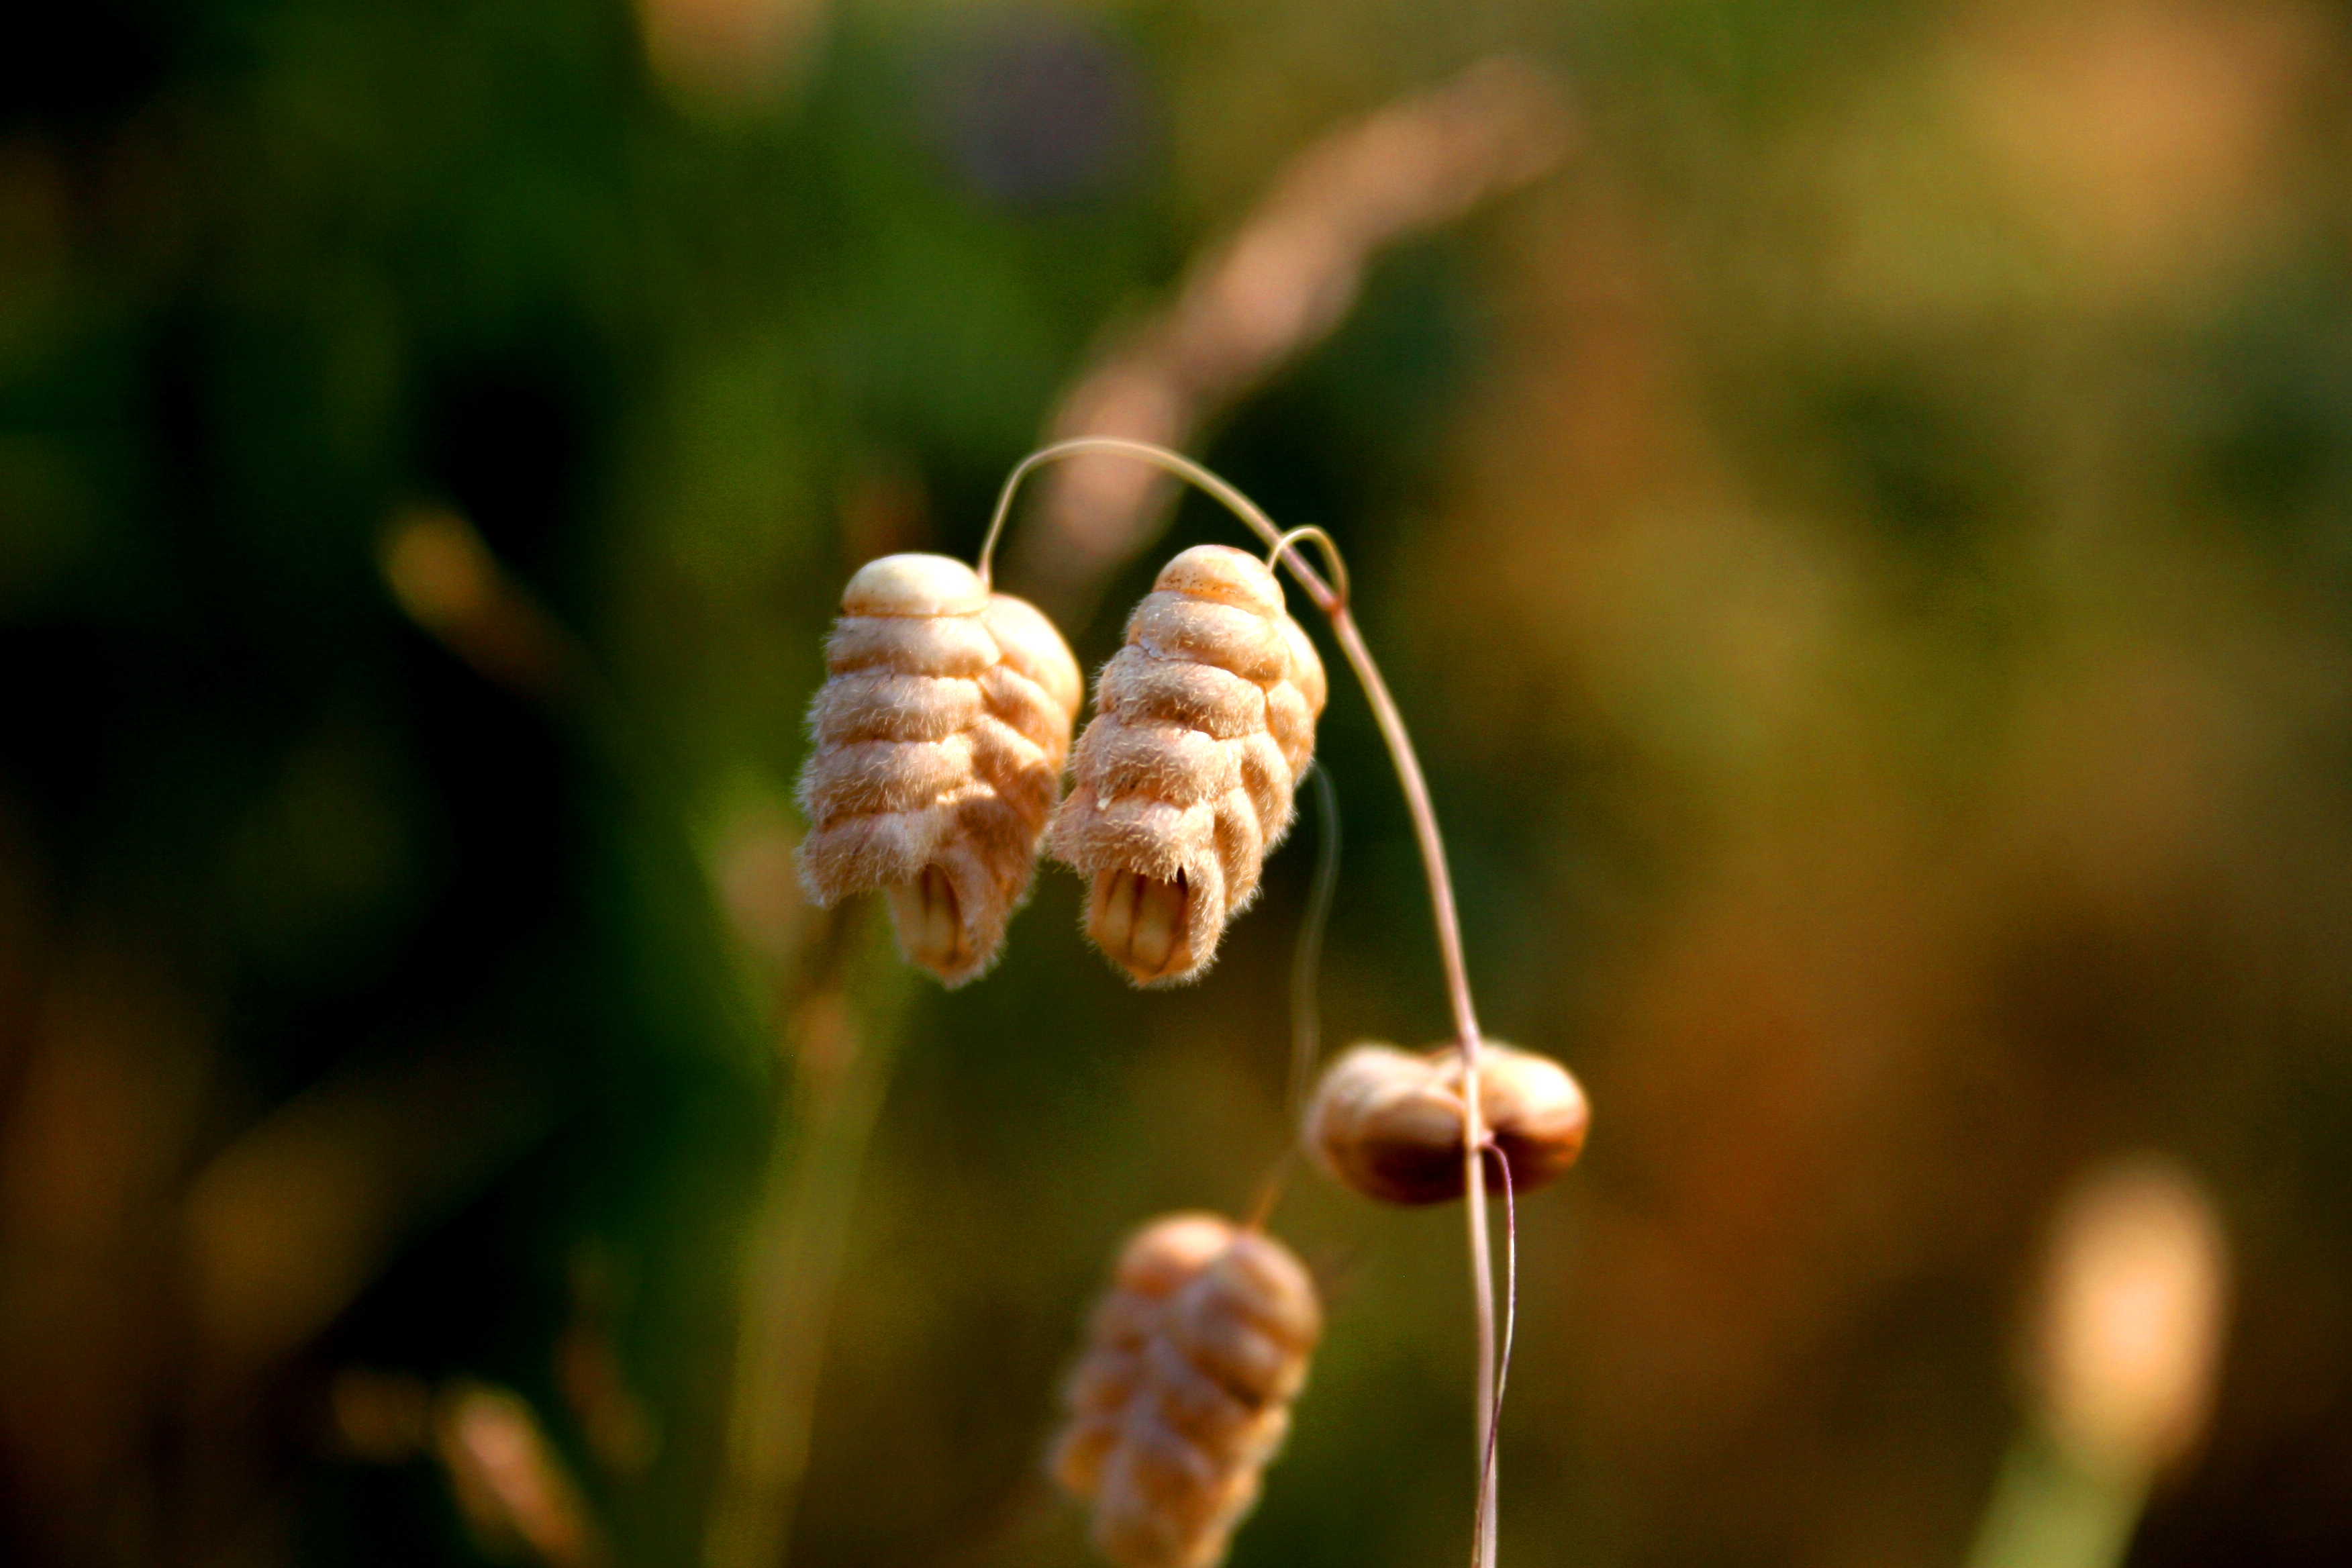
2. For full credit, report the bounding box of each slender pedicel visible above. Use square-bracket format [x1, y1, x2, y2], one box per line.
[1479, 1149, 1518, 1559]
[1287, 764, 1341, 1126]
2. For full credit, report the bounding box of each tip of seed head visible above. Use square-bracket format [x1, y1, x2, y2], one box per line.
[1155, 544, 1284, 616]
[1114, 1212, 1238, 1296]
[842, 552, 987, 618]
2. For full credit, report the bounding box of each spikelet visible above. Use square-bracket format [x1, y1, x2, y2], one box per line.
[796, 552, 1083, 985]
[1306, 1040, 1589, 1206]
[1050, 545, 1327, 985]
[2032, 1159, 2229, 1478]
[1050, 1213, 1321, 1568]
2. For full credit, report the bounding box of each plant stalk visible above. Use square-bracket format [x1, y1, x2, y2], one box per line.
[705, 912, 913, 1568]
[986, 437, 1504, 1565]
[1329, 605, 1497, 1568]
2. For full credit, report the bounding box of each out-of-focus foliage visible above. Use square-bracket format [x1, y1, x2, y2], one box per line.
[3, 1, 2350, 1567]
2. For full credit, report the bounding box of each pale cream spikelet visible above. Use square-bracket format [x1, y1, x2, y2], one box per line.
[795, 552, 1083, 985]
[1049, 544, 1327, 985]
[2032, 1159, 2229, 1478]
[1306, 1040, 1590, 1206]
[1050, 1212, 1321, 1568]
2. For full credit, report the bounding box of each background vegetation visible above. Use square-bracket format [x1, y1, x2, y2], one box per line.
[2, 1, 2348, 1565]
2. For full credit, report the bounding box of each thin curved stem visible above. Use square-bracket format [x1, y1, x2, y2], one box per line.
[1267, 525, 1352, 607]
[1324, 605, 1494, 1568]
[1288, 763, 1342, 1126]
[1468, 1151, 1496, 1565]
[977, 437, 1333, 606]
[988, 438, 1496, 1562]
[1320, 603, 1496, 1563]
[1318, 608, 1481, 1045]
[1475, 1146, 1518, 1568]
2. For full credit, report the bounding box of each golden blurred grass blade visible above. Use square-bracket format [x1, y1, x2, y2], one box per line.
[703, 911, 916, 1568]
[436, 1380, 611, 1568]
[637, 0, 828, 117]
[1006, 56, 1575, 620]
[0, 935, 211, 1561]
[1965, 1157, 2232, 1568]
[181, 1041, 554, 1391]
[380, 505, 586, 702]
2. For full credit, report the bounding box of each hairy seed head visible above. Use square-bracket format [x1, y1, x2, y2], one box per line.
[1050, 1212, 1320, 1568]
[795, 552, 1082, 985]
[1050, 545, 1326, 985]
[1305, 1040, 1589, 1205]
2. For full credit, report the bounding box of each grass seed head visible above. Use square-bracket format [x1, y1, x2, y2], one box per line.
[795, 552, 1083, 985]
[1306, 1040, 1589, 1205]
[1050, 1212, 1321, 1568]
[2031, 1157, 2230, 1479]
[1050, 545, 1326, 985]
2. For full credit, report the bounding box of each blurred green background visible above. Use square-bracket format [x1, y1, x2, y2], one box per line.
[4, 1, 2350, 1565]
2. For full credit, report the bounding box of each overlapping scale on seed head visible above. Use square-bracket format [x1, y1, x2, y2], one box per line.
[1050, 545, 1326, 985]
[796, 552, 1082, 985]
[1050, 1213, 1320, 1568]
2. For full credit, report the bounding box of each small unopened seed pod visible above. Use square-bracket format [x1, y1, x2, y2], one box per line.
[1050, 545, 1326, 985]
[1306, 1040, 1589, 1206]
[795, 553, 1083, 985]
[1050, 1212, 1321, 1568]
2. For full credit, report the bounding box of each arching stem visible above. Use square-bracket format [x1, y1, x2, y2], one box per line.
[985, 436, 1499, 1565]
[1328, 603, 1497, 1567]
[1287, 763, 1342, 1126]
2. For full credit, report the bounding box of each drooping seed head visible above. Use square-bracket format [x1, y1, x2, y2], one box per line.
[1050, 1213, 1320, 1568]
[1050, 545, 1326, 986]
[1305, 1039, 1589, 1205]
[796, 552, 1083, 985]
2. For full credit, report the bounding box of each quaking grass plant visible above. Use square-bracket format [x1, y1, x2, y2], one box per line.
[794, 438, 1590, 1567]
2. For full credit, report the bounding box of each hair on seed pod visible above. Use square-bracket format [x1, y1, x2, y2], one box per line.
[795, 552, 1083, 985]
[1050, 1212, 1321, 1568]
[1048, 544, 1326, 985]
[1306, 1040, 1589, 1206]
